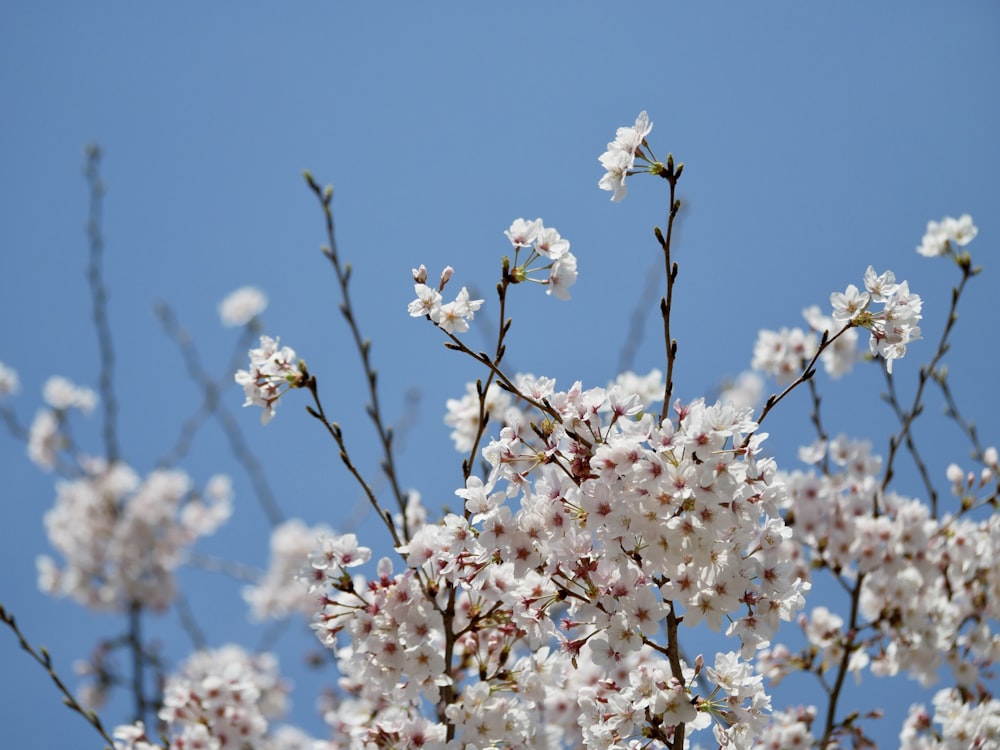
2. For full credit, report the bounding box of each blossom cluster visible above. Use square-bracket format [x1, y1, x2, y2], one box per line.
[503, 218, 578, 299]
[37, 461, 232, 613]
[235, 335, 307, 424]
[757, 437, 1000, 731]
[25, 376, 98, 470]
[831, 266, 923, 374]
[114, 645, 325, 750]
[917, 214, 978, 258]
[244, 518, 335, 621]
[304, 370, 809, 748]
[598, 110, 654, 201]
[753, 265, 922, 380]
[900, 688, 1000, 749]
[407, 265, 485, 334]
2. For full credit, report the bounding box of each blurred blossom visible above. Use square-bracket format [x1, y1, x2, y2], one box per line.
[219, 286, 268, 327]
[0, 361, 19, 399]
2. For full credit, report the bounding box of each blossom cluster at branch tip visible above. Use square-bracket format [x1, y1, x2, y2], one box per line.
[504, 218, 578, 299]
[598, 110, 653, 201]
[831, 266, 922, 374]
[218, 285, 268, 327]
[235, 335, 306, 424]
[916, 213, 978, 257]
[407, 266, 484, 334]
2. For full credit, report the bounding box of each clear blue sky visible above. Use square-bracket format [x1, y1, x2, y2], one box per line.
[2, 4, 998, 748]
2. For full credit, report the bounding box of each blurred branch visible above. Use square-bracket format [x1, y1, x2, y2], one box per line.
[84, 144, 121, 465]
[807, 375, 831, 476]
[154, 301, 285, 527]
[185, 552, 263, 582]
[932, 365, 987, 464]
[617, 256, 660, 375]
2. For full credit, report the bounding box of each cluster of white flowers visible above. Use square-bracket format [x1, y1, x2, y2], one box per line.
[37, 463, 232, 612]
[304, 372, 809, 748]
[759, 436, 1000, 694]
[443, 380, 514, 452]
[831, 266, 923, 374]
[25, 376, 99, 470]
[218, 285, 268, 327]
[753, 266, 921, 381]
[42, 375, 98, 412]
[751, 325, 821, 385]
[598, 110, 654, 202]
[900, 688, 1000, 749]
[754, 706, 817, 749]
[235, 335, 306, 424]
[407, 264, 485, 334]
[114, 645, 327, 750]
[503, 218, 579, 299]
[243, 518, 334, 621]
[916, 214, 978, 258]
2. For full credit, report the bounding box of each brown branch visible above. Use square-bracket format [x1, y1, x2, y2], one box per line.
[1, 602, 125, 749]
[304, 173, 411, 540]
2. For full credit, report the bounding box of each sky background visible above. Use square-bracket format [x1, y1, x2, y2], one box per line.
[2, 3, 999, 748]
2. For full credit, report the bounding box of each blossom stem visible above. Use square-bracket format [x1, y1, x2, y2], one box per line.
[881, 262, 975, 517]
[664, 608, 686, 750]
[442, 333, 593, 450]
[305, 173, 412, 540]
[744, 324, 854, 448]
[820, 572, 864, 745]
[657, 170, 681, 420]
[303, 375, 404, 552]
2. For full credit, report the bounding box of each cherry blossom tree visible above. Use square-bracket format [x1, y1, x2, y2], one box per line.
[2, 112, 997, 750]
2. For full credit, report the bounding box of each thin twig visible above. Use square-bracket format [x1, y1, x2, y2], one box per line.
[154, 301, 284, 526]
[1, 602, 122, 749]
[303, 173, 411, 539]
[933, 366, 986, 464]
[84, 144, 121, 464]
[880, 258, 975, 515]
[655, 156, 682, 419]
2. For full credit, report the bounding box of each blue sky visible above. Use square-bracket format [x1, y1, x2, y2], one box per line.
[2, 3, 998, 748]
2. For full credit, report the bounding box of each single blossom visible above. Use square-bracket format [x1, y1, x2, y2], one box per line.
[219, 285, 268, 326]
